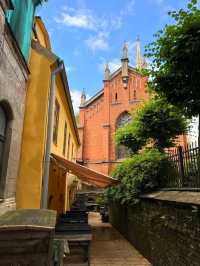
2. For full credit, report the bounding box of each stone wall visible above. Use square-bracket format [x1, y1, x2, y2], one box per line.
[109, 192, 200, 266]
[0, 4, 28, 213]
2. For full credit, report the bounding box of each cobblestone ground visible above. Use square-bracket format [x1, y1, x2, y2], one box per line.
[89, 212, 151, 266]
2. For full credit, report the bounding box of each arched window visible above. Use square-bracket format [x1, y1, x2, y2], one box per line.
[116, 112, 132, 159]
[0, 106, 7, 178]
[0, 101, 13, 197]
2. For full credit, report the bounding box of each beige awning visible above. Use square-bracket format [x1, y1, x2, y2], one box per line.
[51, 153, 119, 188]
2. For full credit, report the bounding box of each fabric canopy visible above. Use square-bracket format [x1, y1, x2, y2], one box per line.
[51, 153, 119, 188]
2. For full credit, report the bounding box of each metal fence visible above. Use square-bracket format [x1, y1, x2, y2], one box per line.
[163, 143, 200, 189]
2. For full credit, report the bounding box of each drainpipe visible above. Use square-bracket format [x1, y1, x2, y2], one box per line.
[41, 60, 64, 209]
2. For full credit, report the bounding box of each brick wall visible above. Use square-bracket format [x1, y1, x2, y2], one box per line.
[109, 194, 200, 266]
[78, 69, 148, 175]
[0, 5, 28, 213]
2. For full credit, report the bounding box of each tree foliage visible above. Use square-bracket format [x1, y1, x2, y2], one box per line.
[115, 98, 188, 152]
[145, 0, 200, 117]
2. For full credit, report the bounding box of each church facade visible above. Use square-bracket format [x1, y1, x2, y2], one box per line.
[77, 40, 149, 175]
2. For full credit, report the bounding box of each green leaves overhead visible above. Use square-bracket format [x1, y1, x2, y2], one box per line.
[145, 0, 200, 117]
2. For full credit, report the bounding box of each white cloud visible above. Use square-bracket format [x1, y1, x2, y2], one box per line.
[55, 2, 136, 53]
[66, 66, 76, 73]
[85, 32, 109, 52]
[70, 89, 90, 113]
[55, 9, 96, 30]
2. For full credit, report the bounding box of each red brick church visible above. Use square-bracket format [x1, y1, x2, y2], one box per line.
[77, 39, 150, 175]
[77, 39, 187, 175]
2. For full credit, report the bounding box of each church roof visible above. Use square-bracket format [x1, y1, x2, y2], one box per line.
[80, 65, 143, 108]
[80, 89, 104, 108]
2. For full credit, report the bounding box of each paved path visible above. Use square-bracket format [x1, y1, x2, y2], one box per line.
[89, 212, 151, 266]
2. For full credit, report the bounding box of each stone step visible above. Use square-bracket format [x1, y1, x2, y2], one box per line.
[64, 254, 86, 264]
[66, 263, 88, 266]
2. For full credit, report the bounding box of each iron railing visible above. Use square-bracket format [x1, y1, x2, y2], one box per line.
[163, 143, 200, 189]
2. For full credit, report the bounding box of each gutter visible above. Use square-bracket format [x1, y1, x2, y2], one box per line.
[41, 60, 64, 209]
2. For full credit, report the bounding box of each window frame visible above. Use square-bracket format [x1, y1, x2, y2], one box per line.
[116, 112, 132, 160]
[53, 98, 60, 145]
[0, 101, 13, 198]
[63, 122, 67, 156]
[0, 106, 7, 179]
[67, 133, 71, 159]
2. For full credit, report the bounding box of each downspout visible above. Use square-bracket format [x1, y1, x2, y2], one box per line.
[41, 60, 64, 209]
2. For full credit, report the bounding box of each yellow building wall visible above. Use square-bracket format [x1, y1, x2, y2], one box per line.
[16, 49, 52, 209]
[34, 18, 51, 50]
[48, 75, 79, 213]
[51, 75, 79, 160]
[17, 18, 79, 213]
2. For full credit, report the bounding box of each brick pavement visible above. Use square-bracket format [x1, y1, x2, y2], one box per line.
[89, 212, 151, 266]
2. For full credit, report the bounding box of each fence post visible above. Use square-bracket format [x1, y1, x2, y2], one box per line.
[178, 146, 185, 187]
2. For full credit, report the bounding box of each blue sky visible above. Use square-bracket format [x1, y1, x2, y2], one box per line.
[37, 0, 189, 112]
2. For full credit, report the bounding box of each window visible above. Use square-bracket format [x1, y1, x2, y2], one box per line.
[63, 122, 67, 156]
[53, 99, 60, 145]
[71, 143, 74, 160]
[0, 106, 7, 177]
[116, 112, 132, 159]
[115, 93, 118, 101]
[133, 89, 136, 99]
[67, 134, 71, 159]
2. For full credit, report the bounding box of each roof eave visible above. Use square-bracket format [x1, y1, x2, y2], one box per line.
[59, 65, 81, 146]
[80, 89, 104, 108]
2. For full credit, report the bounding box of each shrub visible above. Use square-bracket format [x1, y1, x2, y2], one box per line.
[105, 149, 170, 205]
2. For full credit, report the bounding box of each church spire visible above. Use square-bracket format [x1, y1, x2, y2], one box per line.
[104, 63, 110, 81]
[80, 89, 86, 105]
[135, 36, 143, 69]
[121, 42, 129, 88]
[122, 42, 128, 60]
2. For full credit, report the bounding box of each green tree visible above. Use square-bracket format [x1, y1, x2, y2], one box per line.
[115, 98, 187, 152]
[145, 0, 200, 141]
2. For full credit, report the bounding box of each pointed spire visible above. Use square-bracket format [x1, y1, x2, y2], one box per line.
[135, 36, 143, 69]
[80, 89, 86, 105]
[121, 42, 129, 82]
[104, 63, 110, 81]
[142, 57, 148, 68]
[121, 41, 129, 60]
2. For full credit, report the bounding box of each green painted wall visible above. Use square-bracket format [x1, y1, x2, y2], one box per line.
[6, 0, 45, 61]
